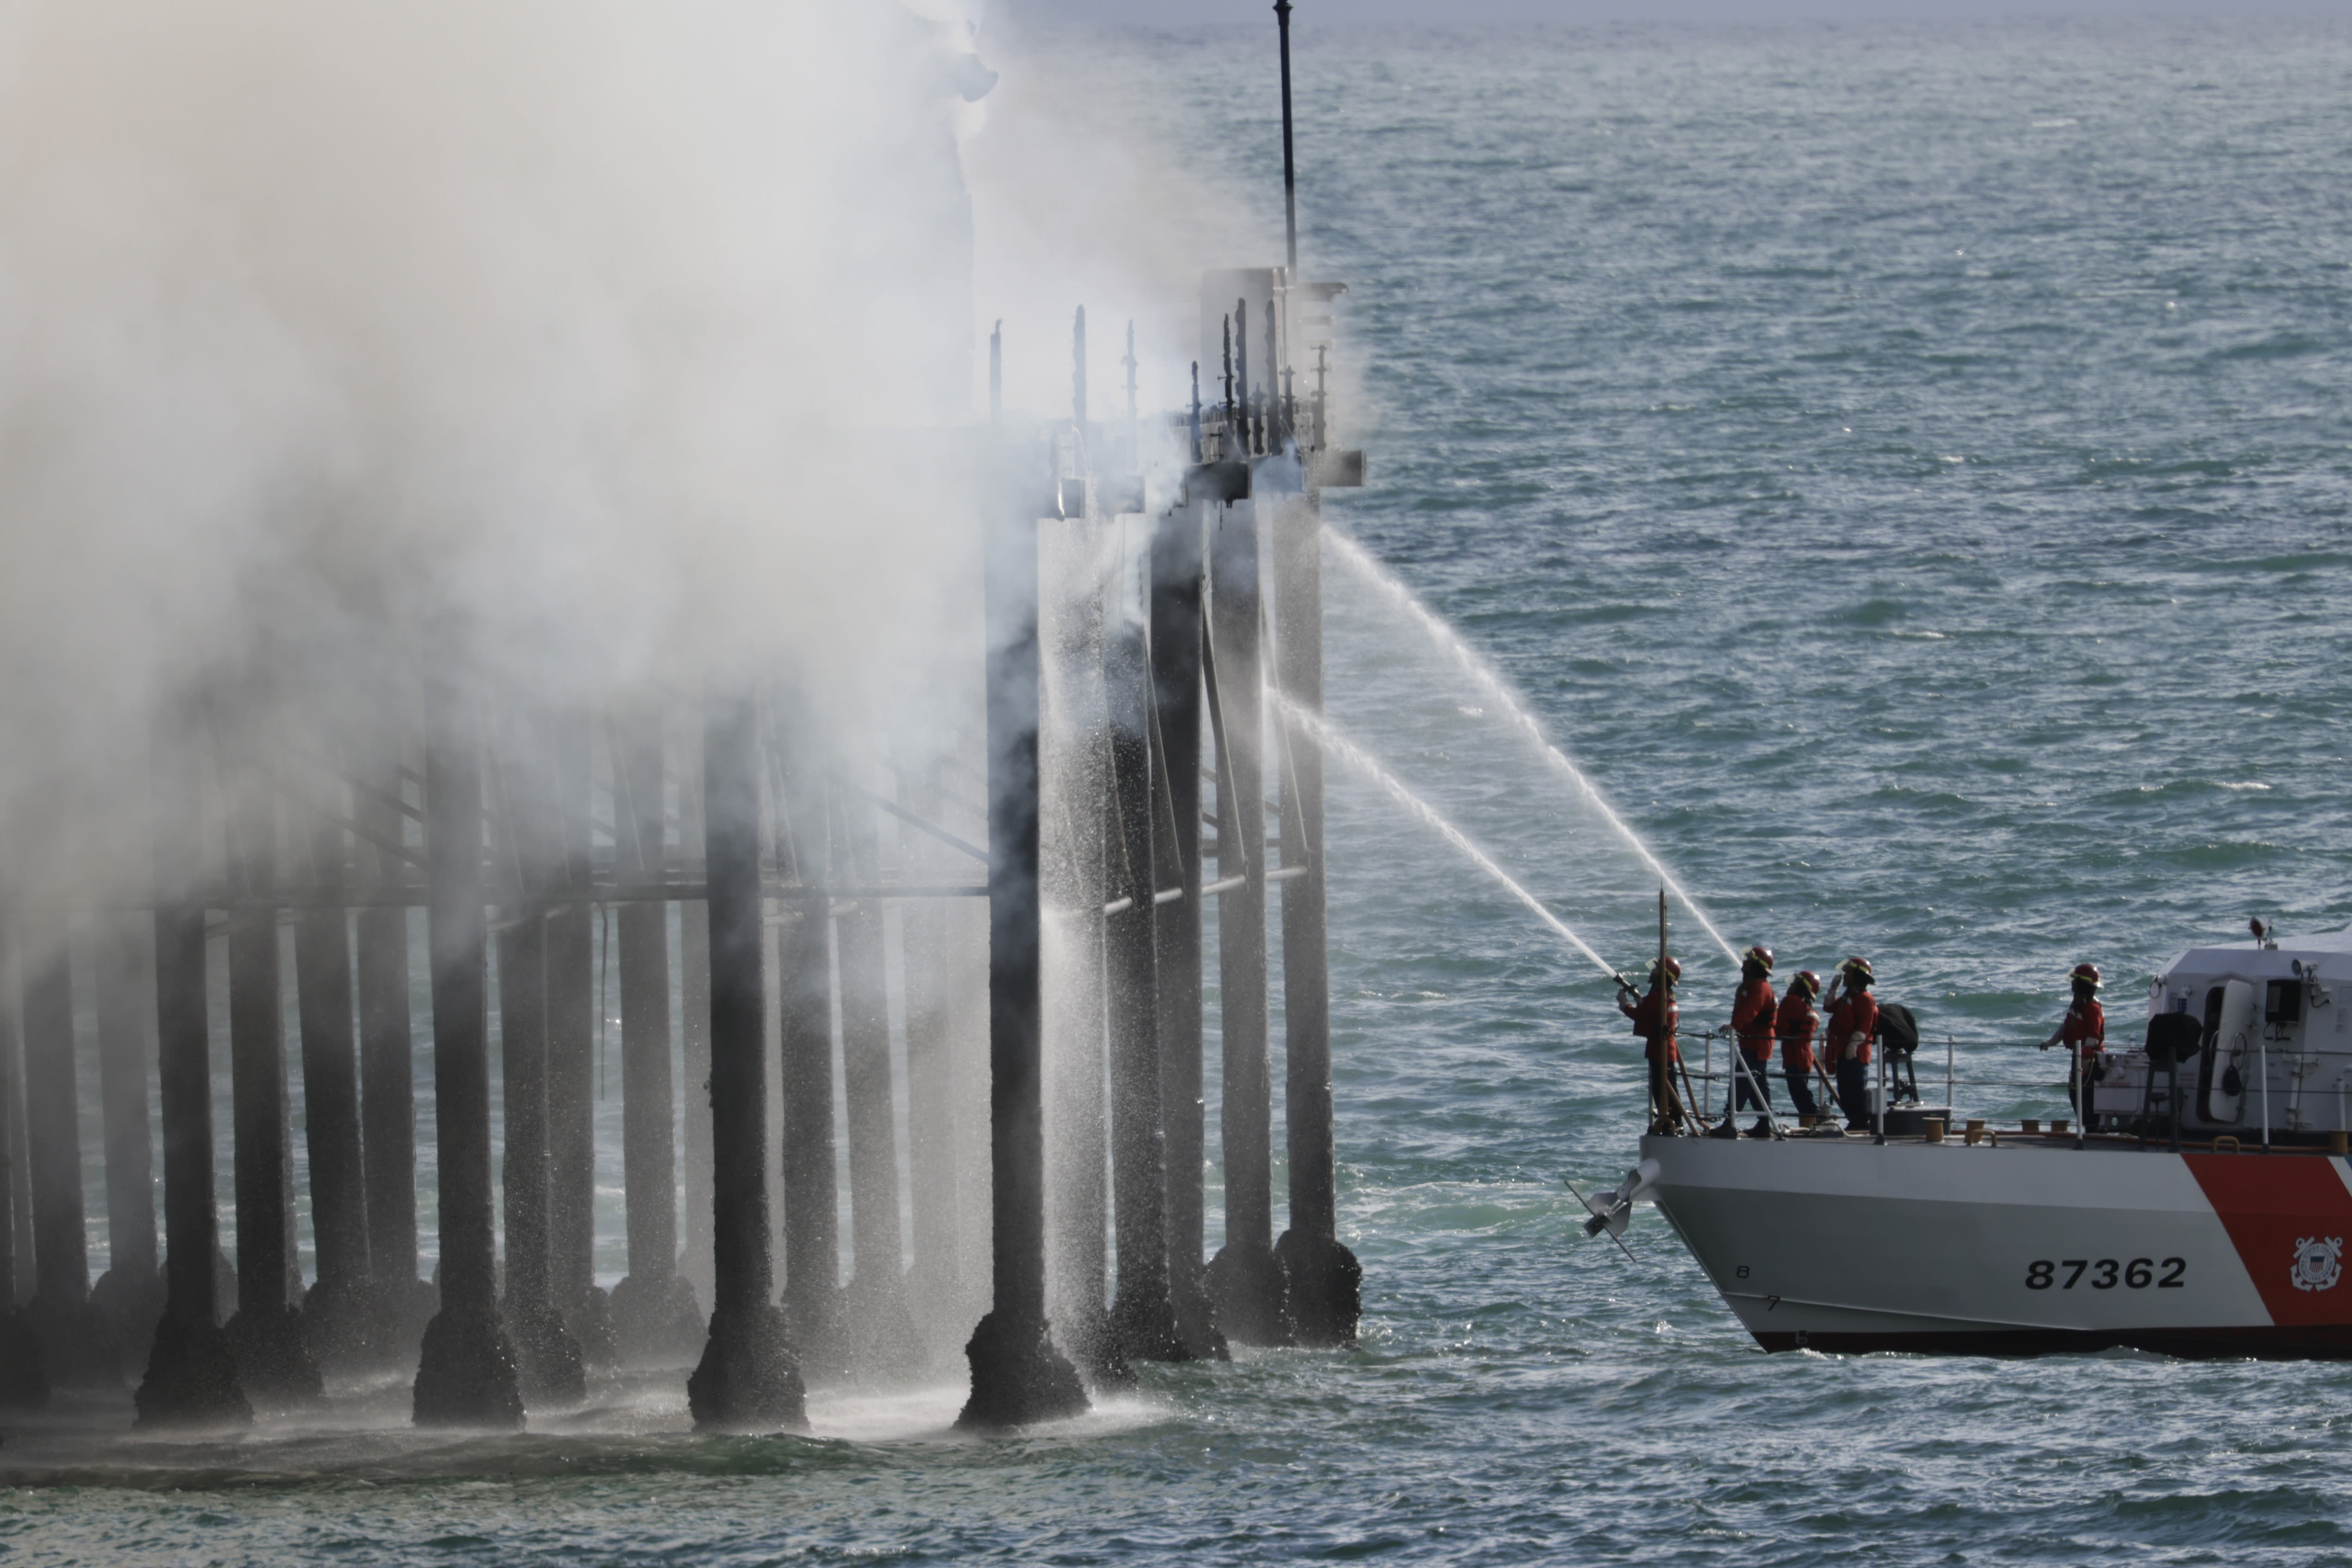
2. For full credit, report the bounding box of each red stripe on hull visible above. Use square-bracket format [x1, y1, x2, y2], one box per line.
[1752, 1325, 2352, 1360]
[2182, 1153, 2352, 1325]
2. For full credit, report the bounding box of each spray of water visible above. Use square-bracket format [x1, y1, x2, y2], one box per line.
[1274, 693, 1622, 981]
[1323, 530, 1741, 968]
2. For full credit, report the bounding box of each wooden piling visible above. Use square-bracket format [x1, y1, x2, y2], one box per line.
[354, 751, 433, 1361]
[1106, 514, 1184, 1363]
[222, 773, 321, 1402]
[836, 795, 925, 1376]
[958, 481, 1086, 1429]
[686, 692, 803, 1430]
[545, 712, 610, 1366]
[92, 911, 164, 1357]
[134, 728, 244, 1426]
[294, 797, 373, 1369]
[1204, 497, 1292, 1347]
[1149, 490, 1226, 1360]
[20, 913, 116, 1387]
[772, 717, 842, 1376]
[412, 661, 524, 1428]
[1269, 494, 1361, 1348]
[609, 704, 702, 1365]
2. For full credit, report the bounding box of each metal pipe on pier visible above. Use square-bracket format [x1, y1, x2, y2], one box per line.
[610, 704, 702, 1364]
[412, 660, 524, 1427]
[959, 474, 1087, 1429]
[134, 725, 243, 1426]
[1204, 496, 1292, 1346]
[1269, 492, 1361, 1347]
[686, 692, 803, 1430]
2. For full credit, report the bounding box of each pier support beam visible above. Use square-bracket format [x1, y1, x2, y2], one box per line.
[223, 779, 322, 1403]
[609, 706, 702, 1365]
[492, 718, 585, 1408]
[412, 662, 524, 1428]
[686, 692, 803, 1431]
[1150, 490, 1226, 1360]
[92, 911, 164, 1359]
[1107, 514, 1183, 1363]
[774, 723, 841, 1377]
[22, 916, 119, 1388]
[294, 805, 373, 1370]
[678, 726, 716, 1310]
[899, 757, 967, 1356]
[135, 729, 245, 1427]
[1205, 498, 1292, 1347]
[836, 797, 925, 1378]
[546, 713, 612, 1368]
[0, 923, 43, 1410]
[1269, 495, 1361, 1348]
[356, 753, 434, 1363]
[959, 489, 1086, 1429]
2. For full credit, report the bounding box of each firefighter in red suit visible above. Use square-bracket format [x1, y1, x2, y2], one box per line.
[1777, 970, 1824, 1124]
[1826, 956, 1879, 1131]
[1728, 946, 1777, 1138]
[2041, 962, 2106, 1124]
[1620, 956, 1684, 1133]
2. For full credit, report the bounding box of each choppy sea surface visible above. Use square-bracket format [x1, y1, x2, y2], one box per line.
[15, 17, 2352, 1564]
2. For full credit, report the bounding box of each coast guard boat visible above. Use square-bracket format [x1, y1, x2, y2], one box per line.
[1584, 921, 2352, 1358]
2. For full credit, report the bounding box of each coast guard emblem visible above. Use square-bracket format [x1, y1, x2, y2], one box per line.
[2291, 1237, 2343, 1293]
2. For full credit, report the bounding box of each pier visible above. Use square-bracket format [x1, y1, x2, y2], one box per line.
[0, 277, 1364, 1432]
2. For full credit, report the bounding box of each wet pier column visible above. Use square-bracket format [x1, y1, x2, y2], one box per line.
[134, 728, 245, 1426]
[959, 485, 1087, 1429]
[92, 910, 164, 1356]
[294, 801, 372, 1369]
[412, 661, 524, 1427]
[898, 759, 963, 1352]
[1150, 490, 1226, 1360]
[492, 717, 586, 1406]
[677, 722, 715, 1309]
[0, 921, 40, 1410]
[546, 713, 611, 1366]
[772, 730, 841, 1378]
[609, 705, 702, 1364]
[836, 797, 925, 1376]
[355, 751, 434, 1359]
[223, 773, 323, 1400]
[21, 908, 117, 1387]
[686, 692, 803, 1430]
[1269, 493, 1362, 1347]
[1106, 516, 1183, 1363]
[1205, 497, 1292, 1347]
[1040, 511, 1118, 1387]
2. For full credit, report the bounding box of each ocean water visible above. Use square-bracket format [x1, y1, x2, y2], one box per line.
[15, 16, 2352, 1563]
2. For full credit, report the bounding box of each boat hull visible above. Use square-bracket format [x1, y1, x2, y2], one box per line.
[1641, 1133, 2352, 1358]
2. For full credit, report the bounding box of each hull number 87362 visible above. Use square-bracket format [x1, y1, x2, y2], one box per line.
[2025, 1258, 2185, 1291]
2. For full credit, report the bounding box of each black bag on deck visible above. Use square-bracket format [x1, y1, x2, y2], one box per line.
[1875, 1002, 1920, 1056]
[2145, 1010, 2203, 1065]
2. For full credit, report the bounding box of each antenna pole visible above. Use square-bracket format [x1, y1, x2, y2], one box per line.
[1275, 0, 1298, 280]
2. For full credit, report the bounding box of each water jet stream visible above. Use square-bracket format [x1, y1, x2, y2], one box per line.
[1323, 531, 1740, 967]
[1273, 694, 1621, 981]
